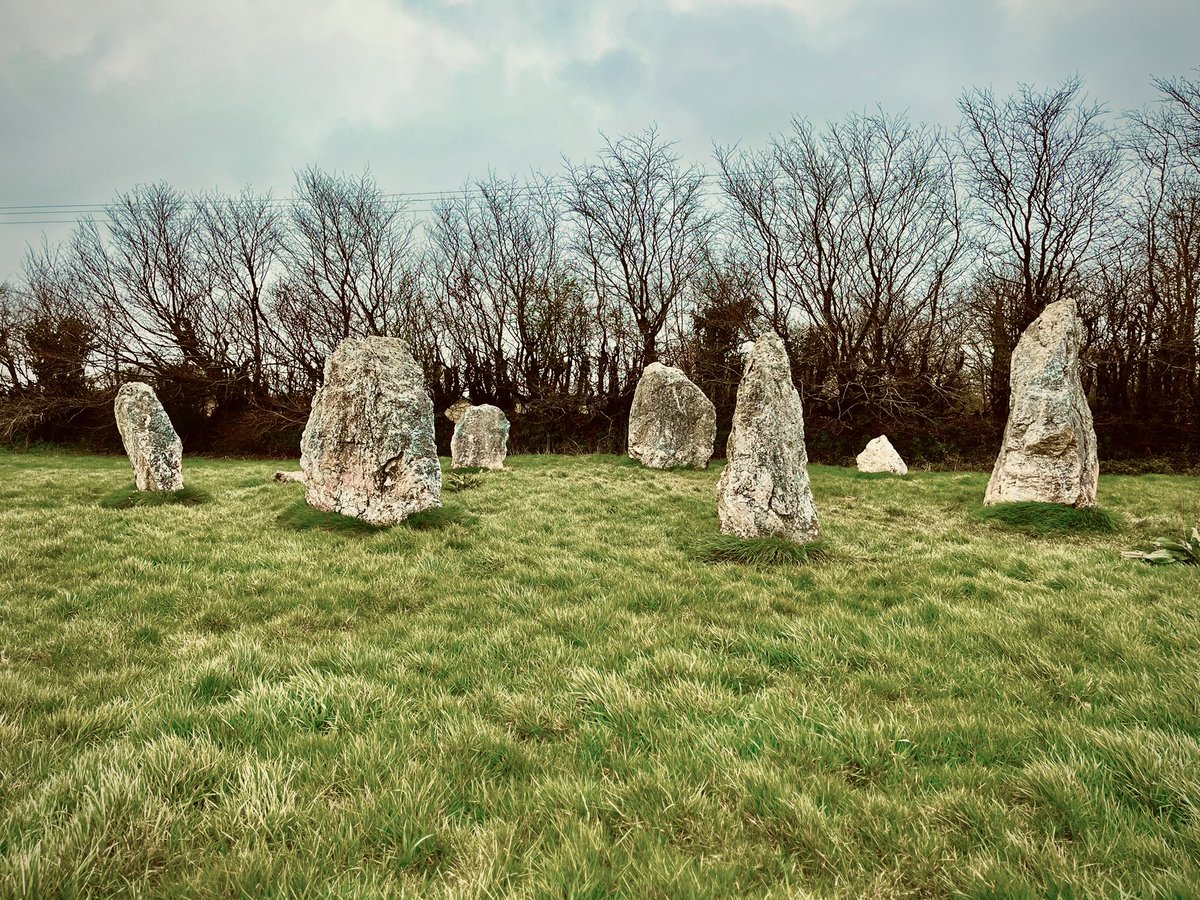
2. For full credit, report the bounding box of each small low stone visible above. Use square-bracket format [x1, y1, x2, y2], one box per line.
[114, 382, 184, 492]
[273, 470, 305, 484]
[856, 435, 907, 475]
[451, 404, 510, 470]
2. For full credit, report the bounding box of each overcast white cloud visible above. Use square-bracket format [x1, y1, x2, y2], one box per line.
[1, 0, 1197, 280]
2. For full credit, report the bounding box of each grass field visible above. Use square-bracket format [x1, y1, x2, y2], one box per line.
[1, 450, 1199, 898]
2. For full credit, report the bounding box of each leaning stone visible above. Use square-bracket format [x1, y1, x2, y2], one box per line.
[451, 404, 510, 470]
[114, 382, 184, 492]
[985, 299, 1098, 508]
[444, 398, 472, 423]
[856, 435, 908, 476]
[627, 362, 716, 469]
[717, 333, 819, 543]
[273, 470, 305, 484]
[300, 337, 441, 525]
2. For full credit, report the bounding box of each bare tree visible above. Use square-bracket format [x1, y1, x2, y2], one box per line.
[565, 127, 713, 378]
[199, 188, 284, 395]
[957, 78, 1123, 412]
[430, 172, 592, 405]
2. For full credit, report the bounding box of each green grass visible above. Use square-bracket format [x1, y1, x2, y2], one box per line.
[693, 532, 829, 566]
[1, 450, 1199, 897]
[98, 482, 213, 509]
[976, 500, 1122, 535]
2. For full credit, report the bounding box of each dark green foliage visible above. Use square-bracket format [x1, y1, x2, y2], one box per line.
[693, 532, 829, 566]
[976, 502, 1121, 535]
[99, 483, 212, 509]
[1123, 527, 1200, 565]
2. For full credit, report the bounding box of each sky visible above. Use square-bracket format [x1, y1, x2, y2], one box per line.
[1, 0, 1198, 282]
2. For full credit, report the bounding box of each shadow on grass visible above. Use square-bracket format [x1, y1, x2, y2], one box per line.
[99, 484, 213, 509]
[277, 498, 477, 535]
[691, 532, 829, 567]
[852, 471, 913, 481]
[975, 501, 1122, 535]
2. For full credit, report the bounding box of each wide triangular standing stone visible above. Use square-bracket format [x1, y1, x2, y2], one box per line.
[717, 333, 819, 543]
[856, 435, 907, 475]
[985, 299, 1098, 508]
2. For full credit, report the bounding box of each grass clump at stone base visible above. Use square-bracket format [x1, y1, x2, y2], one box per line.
[693, 532, 829, 566]
[277, 498, 475, 534]
[98, 483, 212, 509]
[1, 450, 1199, 897]
[975, 500, 1122, 535]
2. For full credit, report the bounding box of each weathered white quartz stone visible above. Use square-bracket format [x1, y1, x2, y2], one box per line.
[985, 299, 1098, 508]
[300, 336, 441, 525]
[451, 404, 510, 470]
[856, 435, 908, 476]
[114, 382, 184, 492]
[716, 333, 819, 543]
[627, 362, 716, 469]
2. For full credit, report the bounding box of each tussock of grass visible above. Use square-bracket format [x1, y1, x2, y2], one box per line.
[277, 498, 475, 534]
[693, 532, 828, 566]
[976, 501, 1121, 535]
[99, 483, 212, 509]
[444, 470, 486, 493]
[276, 499, 387, 534]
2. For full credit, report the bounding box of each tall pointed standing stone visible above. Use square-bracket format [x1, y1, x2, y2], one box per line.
[451, 404, 510, 470]
[114, 382, 184, 492]
[627, 362, 716, 469]
[985, 299, 1098, 508]
[717, 333, 819, 543]
[300, 336, 441, 525]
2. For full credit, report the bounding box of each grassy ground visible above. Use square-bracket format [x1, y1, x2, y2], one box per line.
[1, 450, 1198, 898]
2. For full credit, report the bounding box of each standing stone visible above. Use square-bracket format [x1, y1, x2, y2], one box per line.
[300, 337, 441, 525]
[856, 435, 908, 476]
[717, 333, 819, 543]
[627, 362, 716, 469]
[451, 404, 510, 470]
[985, 299, 1098, 508]
[114, 382, 184, 492]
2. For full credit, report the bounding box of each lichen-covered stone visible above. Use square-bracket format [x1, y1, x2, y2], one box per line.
[451, 404, 510, 470]
[856, 435, 908, 476]
[300, 337, 441, 525]
[717, 333, 819, 543]
[627, 363, 716, 469]
[114, 382, 183, 492]
[444, 398, 472, 423]
[985, 299, 1098, 508]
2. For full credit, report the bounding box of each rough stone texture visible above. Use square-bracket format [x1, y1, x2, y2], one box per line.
[444, 398, 472, 423]
[717, 333, 819, 543]
[985, 299, 1099, 508]
[451, 404, 510, 470]
[273, 470, 305, 484]
[627, 362, 716, 469]
[856, 435, 908, 476]
[114, 382, 184, 492]
[300, 337, 441, 525]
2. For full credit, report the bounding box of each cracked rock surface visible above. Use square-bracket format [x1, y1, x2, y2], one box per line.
[717, 333, 819, 544]
[627, 362, 715, 469]
[114, 382, 184, 492]
[300, 337, 441, 525]
[985, 299, 1098, 508]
